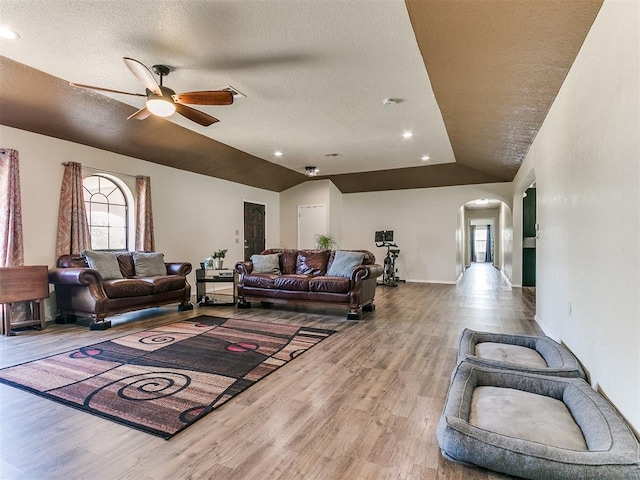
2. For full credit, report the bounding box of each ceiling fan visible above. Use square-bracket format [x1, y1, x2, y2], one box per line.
[70, 57, 233, 127]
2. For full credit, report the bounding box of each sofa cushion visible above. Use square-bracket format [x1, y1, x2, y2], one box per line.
[116, 252, 136, 278]
[250, 253, 281, 274]
[296, 250, 330, 275]
[274, 274, 312, 291]
[243, 273, 278, 289]
[103, 279, 154, 298]
[326, 250, 365, 277]
[81, 250, 123, 280]
[132, 252, 167, 277]
[140, 275, 186, 294]
[309, 276, 351, 294]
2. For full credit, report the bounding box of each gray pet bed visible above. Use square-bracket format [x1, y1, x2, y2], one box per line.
[437, 362, 640, 480]
[457, 328, 585, 378]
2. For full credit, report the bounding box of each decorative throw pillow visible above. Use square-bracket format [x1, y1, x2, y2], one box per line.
[81, 250, 123, 280]
[296, 250, 330, 275]
[132, 252, 167, 277]
[251, 253, 281, 274]
[326, 250, 365, 277]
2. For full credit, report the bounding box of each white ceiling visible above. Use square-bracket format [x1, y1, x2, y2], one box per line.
[0, 0, 455, 176]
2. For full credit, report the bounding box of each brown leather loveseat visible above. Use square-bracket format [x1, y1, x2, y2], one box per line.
[48, 251, 193, 330]
[235, 249, 383, 320]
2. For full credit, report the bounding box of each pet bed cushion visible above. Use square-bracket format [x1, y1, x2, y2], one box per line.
[458, 328, 585, 378]
[437, 362, 640, 480]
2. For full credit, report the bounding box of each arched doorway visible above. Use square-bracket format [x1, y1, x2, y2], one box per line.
[456, 198, 513, 283]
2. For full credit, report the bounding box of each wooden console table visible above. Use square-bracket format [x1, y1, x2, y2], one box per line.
[0, 266, 49, 336]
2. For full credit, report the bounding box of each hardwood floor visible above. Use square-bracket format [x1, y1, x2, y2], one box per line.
[0, 263, 539, 479]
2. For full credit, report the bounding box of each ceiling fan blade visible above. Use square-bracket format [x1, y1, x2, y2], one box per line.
[172, 91, 234, 106]
[127, 106, 151, 121]
[175, 103, 219, 127]
[69, 82, 146, 97]
[123, 57, 162, 96]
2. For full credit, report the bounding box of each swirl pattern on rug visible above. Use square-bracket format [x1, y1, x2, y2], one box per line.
[0, 315, 335, 439]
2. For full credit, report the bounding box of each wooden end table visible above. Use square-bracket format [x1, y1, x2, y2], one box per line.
[0, 266, 49, 336]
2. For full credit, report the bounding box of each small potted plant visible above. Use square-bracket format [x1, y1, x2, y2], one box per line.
[314, 234, 337, 250]
[212, 249, 228, 269]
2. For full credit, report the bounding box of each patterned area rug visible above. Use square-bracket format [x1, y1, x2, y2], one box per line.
[0, 315, 335, 439]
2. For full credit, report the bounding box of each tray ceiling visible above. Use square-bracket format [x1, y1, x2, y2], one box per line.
[0, 0, 602, 192]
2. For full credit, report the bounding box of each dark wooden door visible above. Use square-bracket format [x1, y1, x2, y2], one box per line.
[243, 202, 266, 261]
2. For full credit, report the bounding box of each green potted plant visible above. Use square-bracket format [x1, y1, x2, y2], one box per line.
[212, 249, 228, 269]
[314, 234, 338, 250]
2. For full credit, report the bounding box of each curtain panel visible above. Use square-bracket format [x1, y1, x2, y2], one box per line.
[0, 148, 29, 324]
[0, 149, 24, 267]
[55, 162, 91, 259]
[135, 175, 155, 252]
[485, 225, 493, 263]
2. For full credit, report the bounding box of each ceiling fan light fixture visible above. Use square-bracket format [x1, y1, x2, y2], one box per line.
[146, 97, 176, 117]
[305, 166, 319, 177]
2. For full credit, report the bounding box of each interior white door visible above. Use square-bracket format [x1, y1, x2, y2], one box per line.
[298, 204, 326, 249]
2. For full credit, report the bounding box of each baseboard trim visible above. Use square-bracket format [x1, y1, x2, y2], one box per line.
[405, 279, 458, 285]
[534, 314, 559, 341]
[500, 270, 513, 288]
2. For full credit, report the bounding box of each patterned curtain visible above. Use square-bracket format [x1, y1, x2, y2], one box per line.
[0, 148, 28, 324]
[0, 149, 24, 267]
[135, 175, 155, 252]
[55, 162, 91, 259]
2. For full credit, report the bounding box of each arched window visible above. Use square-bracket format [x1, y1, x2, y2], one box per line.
[83, 175, 128, 250]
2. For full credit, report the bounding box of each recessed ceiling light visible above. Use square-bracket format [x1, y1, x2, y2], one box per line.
[0, 27, 20, 40]
[475, 199, 489, 205]
[421, 155, 430, 161]
[274, 151, 283, 157]
[402, 131, 413, 138]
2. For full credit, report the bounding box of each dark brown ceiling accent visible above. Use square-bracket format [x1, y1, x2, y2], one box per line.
[0, 56, 306, 192]
[405, 0, 603, 181]
[319, 163, 506, 194]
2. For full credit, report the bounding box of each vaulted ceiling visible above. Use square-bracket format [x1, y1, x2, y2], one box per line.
[0, 0, 602, 193]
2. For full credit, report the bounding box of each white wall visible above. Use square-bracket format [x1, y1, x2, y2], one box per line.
[341, 183, 512, 283]
[455, 207, 465, 279]
[512, 0, 639, 430]
[279, 179, 342, 249]
[499, 202, 513, 283]
[0, 125, 280, 316]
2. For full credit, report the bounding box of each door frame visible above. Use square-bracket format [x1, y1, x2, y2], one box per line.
[243, 199, 267, 261]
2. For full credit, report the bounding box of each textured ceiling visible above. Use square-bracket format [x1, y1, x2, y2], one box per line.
[0, 0, 602, 193]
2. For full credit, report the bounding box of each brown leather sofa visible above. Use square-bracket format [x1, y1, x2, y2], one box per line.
[235, 249, 383, 320]
[48, 253, 193, 330]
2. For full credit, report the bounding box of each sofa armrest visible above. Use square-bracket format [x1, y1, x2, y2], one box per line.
[165, 262, 192, 276]
[48, 267, 108, 300]
[48, 267, 104, 287]
[235, 261, 253, 275]
[352, 263, 383, 282]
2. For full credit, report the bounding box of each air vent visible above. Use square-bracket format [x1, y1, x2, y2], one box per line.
[324, 153, 340, 157]
[221, 85, 246, 99]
